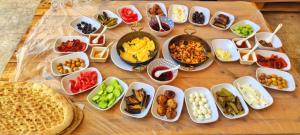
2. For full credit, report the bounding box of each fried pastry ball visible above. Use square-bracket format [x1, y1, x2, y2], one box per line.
[164, 90, 175, 99]
[157, 95, 168, 105]
[166, 107, 177, 119]
[166, 98, 177, 109]
[157, 105, 166, 116]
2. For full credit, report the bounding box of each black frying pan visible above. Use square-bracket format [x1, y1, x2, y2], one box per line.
[168, 28, 212, 68]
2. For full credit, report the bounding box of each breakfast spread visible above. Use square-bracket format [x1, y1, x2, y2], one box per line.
[213, 14, 230, 29]
[189, 92, 212, 120]
[76, 21, 97, 34]
[120, 37, 155, 63]
[124, 89, 150, 114]
[169, 40, 207, 64]
[258, 73, 288, 89]
[56, 58, 85, 74]
[92, 79, 123, 109]
[157, 90, 177, 119]
[57, 39, 87, 52]
[215, 88, 244, 116]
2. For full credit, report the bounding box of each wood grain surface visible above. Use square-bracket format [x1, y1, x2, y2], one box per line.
[2, 1, 300, 134]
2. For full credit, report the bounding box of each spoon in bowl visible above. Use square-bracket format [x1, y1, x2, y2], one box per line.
[265, 23, 282, 43]
[236, 31, 256, 46]
[98, 41, 114, 58]
[156, 15, 165, 32]
[154, 65, 180, 78]
[92, 25, 108, 44]
[242, 42, 259, 61]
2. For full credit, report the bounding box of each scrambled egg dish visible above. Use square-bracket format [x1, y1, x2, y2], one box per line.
[120, 37, 156, 63]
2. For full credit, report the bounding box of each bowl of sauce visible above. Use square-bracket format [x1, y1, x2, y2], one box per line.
[238, 49, 257, 65]
[148, 16, 174, 37]
[147, 58, 178, 84]
[232, 38, 251, 49]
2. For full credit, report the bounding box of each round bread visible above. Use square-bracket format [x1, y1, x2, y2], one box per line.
[0, 82, 74, 135]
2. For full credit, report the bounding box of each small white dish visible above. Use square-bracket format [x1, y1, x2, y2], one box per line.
[53, 36, 89, 54]
[61, 67, 102, 96]
[146, 2, 168, 18]
[188, 6, 210, 26]
[168, 4, 189, 23]
[117, 5, 143, 24]
[87, 76, 128, 111]
[211, 39, 240, 62]
[255, 50, 291, 71]
[90, 47, 109, 63]
[211, 83, 249, 119]
[184, 87, 219, 123]
[162, 36, 214, 71]
[256, 67, 296, 92]
[120, 82, 155, 118]
[232, 38, 252, 49]
[238, 49, 257, 65]
[88, 34, 106, 46]
[50, 52, 89, 77]
[151, 85, 184, 122]
[70, 16, 101, 35]
[233, 76, 273, 109]
[209, 11, 235, 30]
[147, 58, 178, 84]
[230, 20, 261, 37]
[94, 10, 122, 29]
[148, 16, 174, 37]
[255, 32, 282, 50]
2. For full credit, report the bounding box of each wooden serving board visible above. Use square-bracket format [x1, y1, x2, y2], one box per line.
[2, 1, 300, 134]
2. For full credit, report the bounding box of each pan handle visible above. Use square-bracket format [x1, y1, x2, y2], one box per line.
[131, 22, 143, 32]
[184, 26, 196, 35]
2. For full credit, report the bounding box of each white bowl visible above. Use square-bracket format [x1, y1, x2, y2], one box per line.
[211, 39, 240, 62]
[232, 38, 252, 49]
[147, 58, 178, 84]
[61, 67, 103, 95]
[255, 32, 282, 50]
[210, 83, 249, 119]
[233, 76, 273, 110]
[148, 16, 174, 37]
[53, 36, 89, 54]
[209, 11, 235, 30]
[94, 10, 122, 29]
[117, 5, 143, 24]
[50, 52, 89, 77]
[238, 49, 257, 65]
[120, 82, 155, 118]
[87, 76, 128, 111]
[256, 67, 296, 92]
[151, 85, 184, 122]
[230, 20, 261, 37]
[168, 4, 189, 23]
[70, 16, 101, 35]
[146, 2, 168, 18]
[188, 6, 210, 26]
[255, 50, 291, 71]
[184, 87, 219, 123]
[90, 47, 109, 63]
[88, 34, 106, 46]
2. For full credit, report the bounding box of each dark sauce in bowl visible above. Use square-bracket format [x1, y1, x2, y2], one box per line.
[150, 22, 170, 32]
[151, 66, 173, 81]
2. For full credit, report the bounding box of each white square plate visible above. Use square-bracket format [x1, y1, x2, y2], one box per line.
[188, 6, 210, 26]
[209, 11, 235, 30]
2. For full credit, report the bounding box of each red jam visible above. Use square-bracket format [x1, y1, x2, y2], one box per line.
[235, 41, 248, 48]
[151, 66, 173, 81]
[89, 36, 104, 44]
[150, 22, 170, 32]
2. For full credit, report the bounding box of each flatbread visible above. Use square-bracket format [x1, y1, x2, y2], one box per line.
[0, 82, 74, 135]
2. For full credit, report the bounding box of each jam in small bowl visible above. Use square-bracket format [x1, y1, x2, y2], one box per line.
[148, 16, 174, 37]
[147, 58, 178, 84]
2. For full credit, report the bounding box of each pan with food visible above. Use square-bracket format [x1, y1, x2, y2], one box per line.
[117, 23, 160, 68]
[168, 27, 213, 68]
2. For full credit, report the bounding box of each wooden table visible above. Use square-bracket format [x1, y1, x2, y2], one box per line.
[2, 1, 300, 134]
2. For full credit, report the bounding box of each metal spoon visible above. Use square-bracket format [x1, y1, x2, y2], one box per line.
[92, 25, 107, 44]
[99, 41, 114, 58]
[154, 65, 180, 78]
[236, 32, 256, 46]
[265, 23, 282, 43]
[242, 42, 259, 61]
[156, 15, 164, 32]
